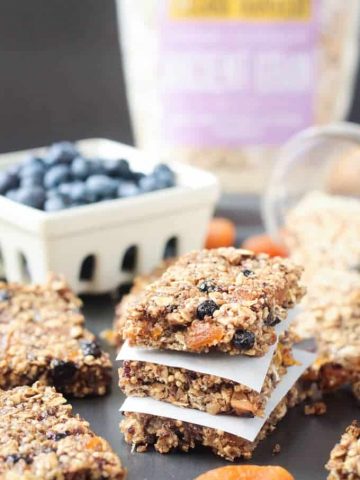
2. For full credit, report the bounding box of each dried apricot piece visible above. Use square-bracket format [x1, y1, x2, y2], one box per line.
[242, 234, 288, 257]
[185, 321, 224, 350]
[205, 217, 236, 249]
[194, 465, 294, 480]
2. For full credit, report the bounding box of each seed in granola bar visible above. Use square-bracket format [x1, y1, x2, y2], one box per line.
[196, 300, 219, 320]
[232, 329, 255, 350]
[80, 340, 102, 358]
[242, 269, 254, 277]
[0, 289, 10, 301]
[264, 311, 281, 326]
[198, 280, 217, 293]
[51, 360, 77, 386]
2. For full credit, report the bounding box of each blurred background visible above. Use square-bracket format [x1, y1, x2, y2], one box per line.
[1, 0, 360, 153]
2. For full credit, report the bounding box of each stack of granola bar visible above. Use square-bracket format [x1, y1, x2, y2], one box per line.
[117, 248, 313, 460]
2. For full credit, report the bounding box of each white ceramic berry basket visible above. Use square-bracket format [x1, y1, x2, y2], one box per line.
[0, 138, 219, 293]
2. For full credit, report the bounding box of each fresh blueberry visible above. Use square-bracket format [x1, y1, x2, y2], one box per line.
[89, 159, 106, 176]
[21, 155, 45, 169]
[44, 195, 69, 212]
[71, 156, 93, 180]
[153, 163, 176, 188]
[0, 171, 19, 195]
[117, 159, 132, 179]
[138, 174, 160, 193]
[19, 162, 45, 180]
[44, 165, 71, 189]
[59, 181, 88, 203]
[232, 329, 255, 350]
[51, 360, 77, 387]
[117, 181, 139, 198]
[103, 159, 122, 177]
[86, 175, 118, 200]
[196, 300, 219, 320]
[46, 188, 60, 198]
[15, 187, 45, 209]
[20, 175, 43, 188]
[5, 189, 20, 202]
[80, 340, 102, 358]
[45, 141, 78, 166]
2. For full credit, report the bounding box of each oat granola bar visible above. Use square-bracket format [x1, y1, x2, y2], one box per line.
[326, 421, 360, 480]
[0, 383, 126, 479]
[123, 248, 304, 356]
[120, 386, 300, 461]
[119, 334, 295, 417]
[0, 277, 112, 397]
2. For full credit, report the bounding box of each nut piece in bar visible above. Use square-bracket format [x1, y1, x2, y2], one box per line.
[120, 386, 300, 461]
[326, 421, 360, 480]
[0, 277, 112, 397]
[119, 334, 296, 418]
[0, 383, 126, 479]
[123, 248, 305, 356]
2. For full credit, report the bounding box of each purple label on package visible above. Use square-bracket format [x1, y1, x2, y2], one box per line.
[159, 0, 319, 146]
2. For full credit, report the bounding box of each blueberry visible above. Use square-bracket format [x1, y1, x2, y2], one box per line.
[89, 159, 106, 176]
[16, 187, 45, 209]
[117, 181, 139, 198]
[117, 159, 132, 179]
[264, 311, 281, 327]
[198, 280, 217, 293]
[5, 189, 20, 202]
[153, 163, 176, 188]
[67, 182, 88, 203]
[44, 195, 69, 212]
[0, 290, 10, 301]
[20, 159, 45, 177]
[21, 155, 44, 168]
[80, 340, 102, 358]
[71, 156, 93, 180]
[45, 141, 78, 165]
[44, 165, 71, 189]
[103, 159, 122, 177]
[20, 173, 44, 188]
[242, 269, 254, 277]
[0, 171, 19, 195]
[232, 329, 255, 350]
[196, 300, 219, 320]
[47, 431, 68, 441]
[86, 175, 118, 200]
[139, 174, 160, 193]
[51, 360, 77, 387]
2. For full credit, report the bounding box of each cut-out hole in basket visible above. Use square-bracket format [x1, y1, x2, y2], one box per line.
[18, 252, 31, 283]
[163, 236, 178, 259]
[79, 255, 96, 281]
[121, 245, 138, 272]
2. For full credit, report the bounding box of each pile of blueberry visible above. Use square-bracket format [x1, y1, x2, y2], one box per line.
[0, 141, 176, 212]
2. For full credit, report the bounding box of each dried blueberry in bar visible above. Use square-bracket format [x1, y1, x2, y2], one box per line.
[120, 385, 300, 461]
[0, 277, 112, 397]
[123, 248, 305, 356]
[0, 383, 126, 479]
[326, 421, 360, 480]
[119, 333, 296, 418]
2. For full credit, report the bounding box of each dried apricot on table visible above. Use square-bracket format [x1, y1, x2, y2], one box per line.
[185, 321, 224, 350]
[242, 233, 288, 257]
[205, 217, 236, 249]
[194, 465, 294, 480]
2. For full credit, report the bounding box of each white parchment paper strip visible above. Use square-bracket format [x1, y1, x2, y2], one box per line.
[117, 308, 298, 392]
[120, 348, 315, 442]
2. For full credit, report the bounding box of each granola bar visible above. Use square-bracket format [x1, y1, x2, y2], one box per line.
[0, 383, 126, 479]
[120, 386, 300, 461]
[326, 421, 360, 480]
[0, 277, 112, 397]
[123, 248, 304, 356]
[119, 334, 295, 417]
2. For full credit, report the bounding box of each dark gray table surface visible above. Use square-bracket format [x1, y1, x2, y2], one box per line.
[71, 294, 359, 480]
